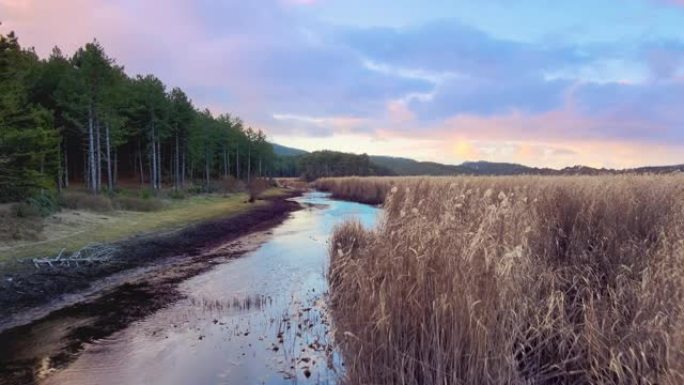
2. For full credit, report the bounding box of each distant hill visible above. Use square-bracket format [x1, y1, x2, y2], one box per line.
[271, 143, 684, 177]
[370, 157, 554, 176]
[622, 164, 684, 174]
[459, 161, 552, 175]
[371, 156, 683, 176]
[552, 164, 684, 175]
[369, 156, 460, 175]
[271, 143, 308, 157]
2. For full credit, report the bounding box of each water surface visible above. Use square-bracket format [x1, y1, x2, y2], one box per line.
[42, 192, 379, 385]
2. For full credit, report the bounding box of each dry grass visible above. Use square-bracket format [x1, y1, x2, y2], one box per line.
[0, 204, 44, 242]
[313, 176, 398, 204]
[112, 196, 164, 212]
[248, 177, 272, 202]
[60, 191, 165, 212]
[0, 186, 292, 261]
[276, 177, 309, 190]
[0, 192, 267, 261]
[60, 191, 114, 212]
[328, 175, 684, 385]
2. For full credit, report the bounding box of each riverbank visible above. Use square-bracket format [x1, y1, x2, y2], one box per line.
[0, 189, 295, 262]
[0, 189, 302, 333]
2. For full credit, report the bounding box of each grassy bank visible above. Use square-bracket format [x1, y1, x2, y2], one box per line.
[0, 187, 290, 261]
[328, 175, 684, 385]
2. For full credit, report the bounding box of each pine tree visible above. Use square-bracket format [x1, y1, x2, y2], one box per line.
[1, 31, 279, 200]
[129, 75, 169, 191]
[168, 87, 194, 190]
[0, 32, 58, 202]
[71, 40, 116, 193]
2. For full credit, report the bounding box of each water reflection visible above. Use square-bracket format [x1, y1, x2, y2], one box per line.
[42, 192, 379, 385]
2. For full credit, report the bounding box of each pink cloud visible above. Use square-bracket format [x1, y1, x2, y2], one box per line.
[368, 105, 684, 168]
[386, 100, 415, 123]
[0, 0, 207, 79]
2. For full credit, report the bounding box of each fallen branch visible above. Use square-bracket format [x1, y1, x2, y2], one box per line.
[31, 244, 119, 269]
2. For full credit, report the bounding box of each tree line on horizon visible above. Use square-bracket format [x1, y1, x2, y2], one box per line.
[273, 150, 394, 181]
[0, 31, 276, 203]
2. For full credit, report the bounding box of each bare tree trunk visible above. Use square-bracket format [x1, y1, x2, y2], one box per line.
[138, 139, 144, 187]
[169, 144, 172, 186]
[150, 121, 157, 190]
[105, 122, 112, 192]
[174, 132, 180, 190]
[113, 149, 118, 188]
[181, 141, 186, 187]
[156, 136, 161, 190]
[204, 150, 210, 190]
[88, 106, 96, 193]
[83, 151, 88, 188]
[223, 146, 228, 178]
[235, 144, 240, 180]
[148, 145, 152, 189]
[64, 140, 69, 188]
[95, 118, 101, 193]
[150, 140, 156, 190]
[190, 160, 194, 183]
[226, 147, 231, 178]
[159, 138, 162, 189]
[247, 143, 251, 184]
[56, 140, 62, 193]
[259, 157, 262, 177]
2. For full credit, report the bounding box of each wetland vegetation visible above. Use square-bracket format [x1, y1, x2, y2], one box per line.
[326, 175, 684, 385]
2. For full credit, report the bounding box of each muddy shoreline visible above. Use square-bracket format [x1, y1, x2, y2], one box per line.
[0, 192, 302, 385]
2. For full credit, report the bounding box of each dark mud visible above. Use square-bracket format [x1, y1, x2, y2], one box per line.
[0, 193, 301, 385]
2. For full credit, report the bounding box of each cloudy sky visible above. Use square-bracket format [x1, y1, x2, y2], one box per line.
[2, 0, 684, 168]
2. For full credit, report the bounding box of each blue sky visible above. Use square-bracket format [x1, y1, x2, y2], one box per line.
[2, 0, 684, 167]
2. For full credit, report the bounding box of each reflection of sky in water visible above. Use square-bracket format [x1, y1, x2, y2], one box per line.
[43, 192, 380, 385]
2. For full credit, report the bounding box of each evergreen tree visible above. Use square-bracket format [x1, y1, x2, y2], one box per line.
[0, 31, 279, 200]
[168, 87, 194, 189]
[129, 74, 169, 190]
[0, 32, 58, 202]
[71, 40, 116, 193]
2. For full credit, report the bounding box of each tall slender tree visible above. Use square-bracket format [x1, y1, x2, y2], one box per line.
[71, 40, 116, 193]
[168, 87, 194, 190]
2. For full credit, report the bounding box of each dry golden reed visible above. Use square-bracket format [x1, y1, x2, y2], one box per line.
[313, 176, 398, 204]
[327, 175, 684, 385]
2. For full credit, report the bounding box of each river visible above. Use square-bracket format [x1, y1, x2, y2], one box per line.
[32, 191, 378, 385]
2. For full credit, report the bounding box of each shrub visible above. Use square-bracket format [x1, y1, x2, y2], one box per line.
[207, 176, 244, 195]
[59, 191, 113, 212]
[0, 214, 43, 241]
[247, 177, 270, 202]
[13, 202, 41, 218]
[140, 189, 154, 200]
[328, 175, 684, 385]
[12, 191, 60, 218]
[26, 190, 60, 216]
[168, 189, 187, 200]
[186, 185, 203, 195]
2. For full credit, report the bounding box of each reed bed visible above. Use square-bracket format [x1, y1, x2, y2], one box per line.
[327, 175, 684, 385]
[313, 176, 398, 204]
